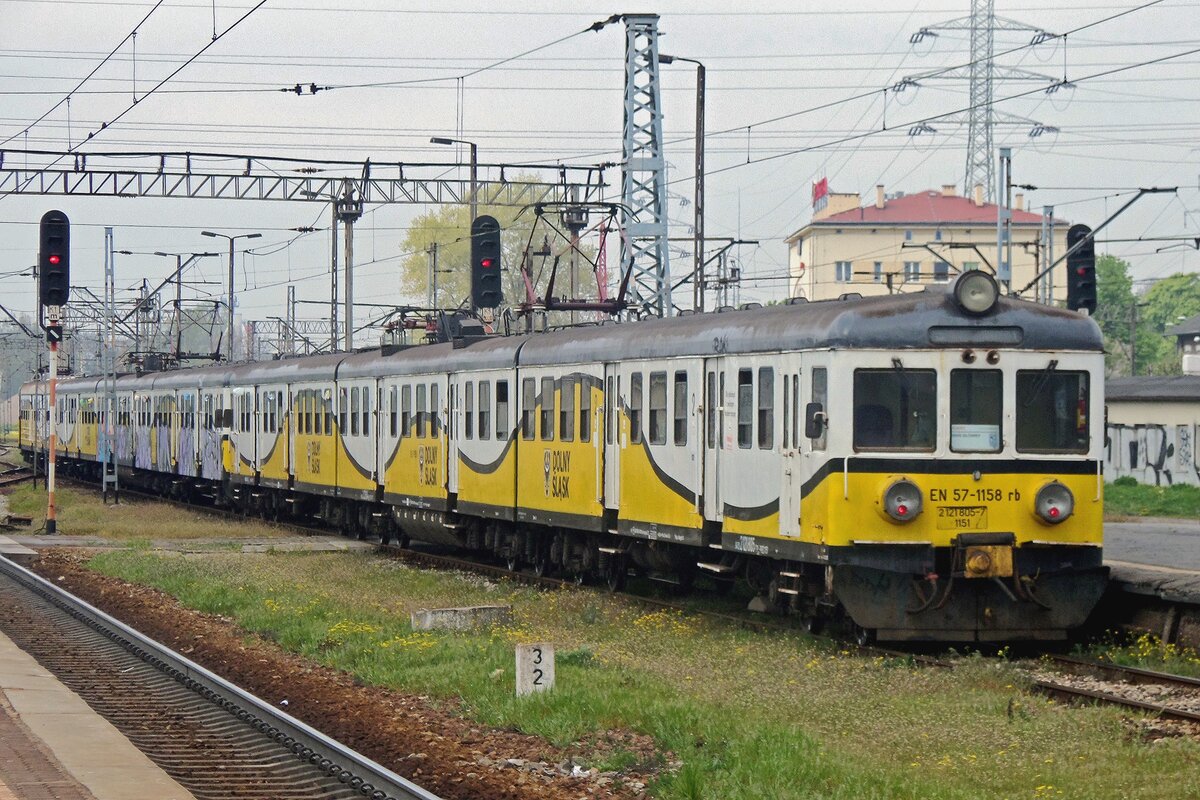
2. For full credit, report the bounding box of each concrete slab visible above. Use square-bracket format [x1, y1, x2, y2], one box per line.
[0, 537, 37, 567]
[0, 629, 195, 800]
[412, 605, 513, 631]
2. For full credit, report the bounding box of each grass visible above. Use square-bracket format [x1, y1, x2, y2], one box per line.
[1105, 477, 1200, 520]
[83, 548, 1200, 800]
[4, 484, 290, 541]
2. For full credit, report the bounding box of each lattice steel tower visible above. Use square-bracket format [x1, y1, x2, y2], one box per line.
[620, 14, 672, 317]
[908, 0, 1053, 201]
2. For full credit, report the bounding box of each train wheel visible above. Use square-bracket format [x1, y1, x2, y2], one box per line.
[532, 549, 550, 578]
[852, 624, 875, 647]
[605, 559, 627, 593]
[505, 553, 520, 573]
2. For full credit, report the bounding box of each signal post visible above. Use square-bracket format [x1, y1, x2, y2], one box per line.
[38, 210, 70, 535]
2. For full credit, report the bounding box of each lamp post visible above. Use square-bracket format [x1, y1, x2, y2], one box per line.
[659, 53, 706, 312]
[431, 136, 478, 227]
[201, 230, 261, 362]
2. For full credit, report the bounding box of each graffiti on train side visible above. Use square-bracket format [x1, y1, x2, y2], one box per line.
[1105, 423, 1200, 486]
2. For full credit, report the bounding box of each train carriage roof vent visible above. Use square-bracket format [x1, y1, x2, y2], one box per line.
[739, 302, 763, 311]
[677, 309, 697, 316]
[838, 292, 863, 301]
[715, 305, 736, 313]
[786, 296, 808, 305]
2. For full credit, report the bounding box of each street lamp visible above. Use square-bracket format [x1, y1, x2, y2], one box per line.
[201, 230, 261, 362]
[431, 136, 478, 226]
[659, 54, 706, 312]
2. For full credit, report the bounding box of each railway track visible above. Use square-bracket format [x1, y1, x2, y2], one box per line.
[0, 554, 441, 800]
[0, 467, 33, 488]
[1031, 654, 1200, 724]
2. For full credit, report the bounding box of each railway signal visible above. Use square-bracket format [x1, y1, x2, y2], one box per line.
[38, 210, 71, 308]
[470, 214, 503, 309]
[1066, 223, 1096, 314]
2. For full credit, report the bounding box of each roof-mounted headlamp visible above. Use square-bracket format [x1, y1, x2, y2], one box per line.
[952, 270, 1000, 316]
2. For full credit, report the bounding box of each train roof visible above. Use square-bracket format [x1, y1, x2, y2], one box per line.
[23, 287, 1102, 393]
[517, 286, 1104, 366]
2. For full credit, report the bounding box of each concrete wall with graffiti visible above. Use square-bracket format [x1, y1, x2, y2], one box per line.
[1106, 421, 1200, 486]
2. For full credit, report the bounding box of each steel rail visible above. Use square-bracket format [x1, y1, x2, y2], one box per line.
[0, 554, 442, 800]
[1046, 654, 1200, 691]
[1031, 678, 1200, 724]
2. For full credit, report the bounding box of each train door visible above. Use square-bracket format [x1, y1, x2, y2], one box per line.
[602, 363, 620, 510]
[778, 358, 802, 537]
[702, 358, 723, 523]
[447, 376, 461, 496]
[718, 357, 783, 536]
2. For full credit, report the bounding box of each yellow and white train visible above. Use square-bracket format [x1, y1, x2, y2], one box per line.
[20, 273, 1108, 642]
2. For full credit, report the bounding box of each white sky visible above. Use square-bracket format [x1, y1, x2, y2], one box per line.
[1, 0, 1197, 328]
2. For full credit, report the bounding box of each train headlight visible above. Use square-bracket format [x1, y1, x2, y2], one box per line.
[883, 479, 923, 523]
[952, 270, 1000, 315]
[1034, 481, 1074, 524]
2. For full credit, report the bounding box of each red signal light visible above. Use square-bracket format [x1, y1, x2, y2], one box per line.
[896, 504, 908, 516]
[48, 254, 61, 265]
[480, 257, 495, 268]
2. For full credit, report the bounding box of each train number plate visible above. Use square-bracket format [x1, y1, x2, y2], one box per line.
[936, 506, 988, 530]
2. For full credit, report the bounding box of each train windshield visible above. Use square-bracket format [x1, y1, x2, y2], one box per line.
[853, 369, 937, 450]
[950, 370, 1002, 452]
[1016, 369, 1089, 453]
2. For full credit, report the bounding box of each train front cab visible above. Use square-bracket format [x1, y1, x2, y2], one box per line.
[801, 344, 1107, 643]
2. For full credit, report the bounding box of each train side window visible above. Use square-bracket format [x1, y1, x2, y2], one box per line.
[811, 368, 827, 451]
[478, 381, 491, 440]
[561, 377, 575, 442]
[540, 377, 555, 441]
[758, 367, 774, 450]
[431, 384, 440, 438]
[629, 373, 643, 445]
[673, 371, 688, 446]
[579, 379, 590, 443]
[362, 386, 371, 437]
[606, 376, 615, 445]
[853, 368, 936, 450]
[278, 391, 284, 433]
[783, 376, 790, 447]
[1016, 369, 1089, 453]
[417, 383, 427, 441]
[737, 369, 753, 449]
[350, 388, 360, 436]
[648, 372, 667, 445]
[496, 380, 509, 440]
[389, 386, 398, 438]
[464, 381, 475, 440]
[792, 374, 800, 449]
[521, 378, 535, 440]
[706, 372, 717, 449]
[339, 389, 348, 433]
[951, 370, 1002, 452]
[322, 390, 332, 435]
[401, 385, 412, 437]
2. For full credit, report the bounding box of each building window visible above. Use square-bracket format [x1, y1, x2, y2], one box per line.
[904, 261, 921, 282]
[934, 229, 943, 241]
[963, 261, 979, 272]
[836, 261, 852, 282]
[873, 262, 883, 283]
[933, 261, 950, 282]
[904, 229, 912, 241]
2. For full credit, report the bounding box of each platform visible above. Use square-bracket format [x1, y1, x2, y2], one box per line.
[0, 628, 195, 800]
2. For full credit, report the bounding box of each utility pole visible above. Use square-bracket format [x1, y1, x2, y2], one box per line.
[201, 230, 261, 362]
[427, 242, 439, 309]
[336, 187, 363, 351]
[330, 204, 339, 351]
[996, 147, 1013, 289]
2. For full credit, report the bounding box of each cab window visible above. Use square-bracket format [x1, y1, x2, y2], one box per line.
[951, 370, 1002, 452]
[853, 368, 936, 450]
[1016, 369, 1089, 453]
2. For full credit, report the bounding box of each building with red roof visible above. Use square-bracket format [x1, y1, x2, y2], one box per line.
[784, 183, 1068, 302]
